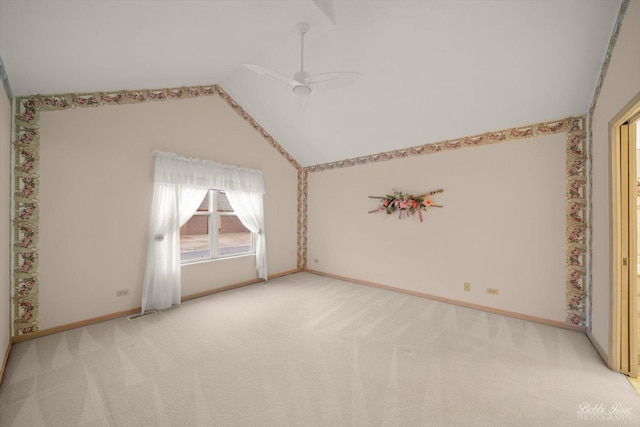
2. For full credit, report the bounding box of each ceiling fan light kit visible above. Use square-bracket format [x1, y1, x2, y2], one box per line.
[293, 84, 312, 96]
[244, 22, 360, 97]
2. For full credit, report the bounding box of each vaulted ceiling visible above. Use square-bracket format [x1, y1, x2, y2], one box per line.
[0, 0, 622, 166]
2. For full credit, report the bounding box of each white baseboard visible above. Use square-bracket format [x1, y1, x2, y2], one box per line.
[586, 329, 611, 368]
[13, 268, 302, 344]
[304, 268, 587, 333]
[0, 340, 11, 386]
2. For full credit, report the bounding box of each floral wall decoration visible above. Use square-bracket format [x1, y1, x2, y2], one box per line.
[11, 84, 302, 336]
[369, 189, 444, 222]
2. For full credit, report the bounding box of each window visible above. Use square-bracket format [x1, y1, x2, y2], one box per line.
[180, 190, 254, 263]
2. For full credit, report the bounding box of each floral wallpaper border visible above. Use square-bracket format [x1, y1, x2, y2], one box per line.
[0, 54, 12, 101]
[304, 116, 589, 326]
[10, 91, 593, 333]
[211, 87, 306, 268]
[11, 84, 303, 336]
[586, 0, 630, 327]
[306, 118, 579, 173]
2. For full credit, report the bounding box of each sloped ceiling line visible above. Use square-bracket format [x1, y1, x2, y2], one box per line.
[10, 84, 303, 336]
[311, 0, 336, 24]
[0, 0, 622, 167]
[0, 54, 12, 101]
[213, 86, 307, 268]
[586, 0, 630, 326]
[588, 0, 630, 121]
[214, 86, 301, 171]
[219, 1, 621, 167]
[304, 117, 580, 172]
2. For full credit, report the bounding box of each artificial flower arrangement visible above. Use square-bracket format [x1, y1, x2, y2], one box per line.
[368, 189, 444, 222]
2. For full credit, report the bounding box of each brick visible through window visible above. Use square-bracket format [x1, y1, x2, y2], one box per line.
[180, 190, 254, 262]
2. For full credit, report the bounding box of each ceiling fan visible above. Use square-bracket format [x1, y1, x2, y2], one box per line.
[244, 22, 360, 96]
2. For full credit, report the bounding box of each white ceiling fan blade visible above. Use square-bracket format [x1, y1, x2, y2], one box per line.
[311, 0, 336, 25]
[244, 64, 298, 87]
[245, 23, 361, 98]
[310, 71, 361, 83]
[309, 72, 361, 91]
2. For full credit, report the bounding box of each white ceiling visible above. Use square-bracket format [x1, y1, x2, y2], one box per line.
[0, 0, 622, 166]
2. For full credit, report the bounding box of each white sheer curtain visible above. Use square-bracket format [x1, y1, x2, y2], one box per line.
[142, 184, 207, 313]
[226, 191, 267, 279]
[141, 151, 266, 313]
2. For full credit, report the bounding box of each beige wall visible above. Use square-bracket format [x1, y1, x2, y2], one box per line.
[0, 81, 10, 368]
[37, 95, 298, 329]
[591, 0, 640, 358]
[307, 133, 567, 321]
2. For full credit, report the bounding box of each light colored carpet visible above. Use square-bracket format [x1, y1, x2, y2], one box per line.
[1, 271, 639, 426]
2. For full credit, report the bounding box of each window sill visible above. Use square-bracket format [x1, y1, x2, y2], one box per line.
[181, 252, 255, 267]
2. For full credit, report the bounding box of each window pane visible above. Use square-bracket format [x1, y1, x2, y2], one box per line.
[196, 192, 210, 212]
[217, 191, 234, 213]
[218, 214, 252, 256]
[180, 214, 210, 261]
[180, 190, 254, 263]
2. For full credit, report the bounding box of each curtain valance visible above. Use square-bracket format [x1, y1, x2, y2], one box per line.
[152, 150, 265, 194]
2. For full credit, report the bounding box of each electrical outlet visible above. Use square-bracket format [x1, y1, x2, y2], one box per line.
[486, 288, 499, 295]
[464, 282, 471, 292]
[314, 259, 319, 263]
[116, 289, 129, 297]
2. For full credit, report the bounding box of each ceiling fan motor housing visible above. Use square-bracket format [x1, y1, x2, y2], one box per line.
[292, 71, 312, 96]
[297, 22, 310, 36]
[294, 71, 310, 84]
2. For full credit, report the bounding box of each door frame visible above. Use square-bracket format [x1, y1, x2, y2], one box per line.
[610, 91, 640, 377]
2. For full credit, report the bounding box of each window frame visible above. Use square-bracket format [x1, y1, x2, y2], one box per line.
[180, 189, 255, 264]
